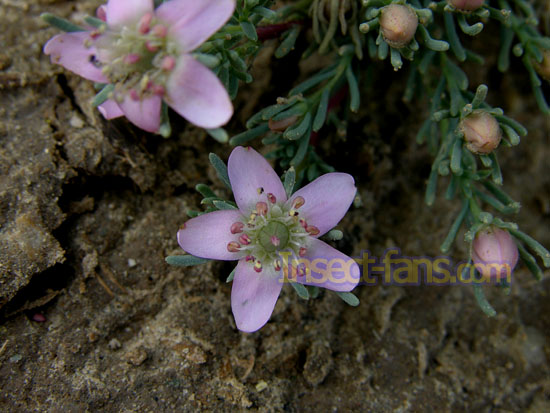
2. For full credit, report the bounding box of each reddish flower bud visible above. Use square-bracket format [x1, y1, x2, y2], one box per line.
[379, 4, 418, 48]
[471, 226, 519, 280]
[448, 0, 485, 12]
[460, 110, 502, 155]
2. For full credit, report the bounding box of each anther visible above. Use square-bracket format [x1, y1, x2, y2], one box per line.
[152, 84, 166, 96]
[299, 218, 308, 229]
[299, 247, 307, 257]
[138, 12, 153, 34]
[96, 5, 107, 21]
[90, 30, 102, 40]
[227, 242, 241, 253]
[274, 259, 282, 271]
[270, 236, 280, 247]
[230, 222, 244, 234]
[256, 202, 268, 216]
[239, 234, 251, 245]
[248, 212, 257, 226]
[145, 41, 159, 52]
[306, 225, 320, 236]
[257, 187, 264, 195]
[245, 255, 255, 262]
[254, 260, 263, 273]
[161, 56, 176, 71]
[129, 89, 140, 101]
[152, 24, 168, 38]
[124, 53, 141, 64]
[267, 193, 276, 204]
[293, 196, 305, 209]
[289, 209, 299, 217]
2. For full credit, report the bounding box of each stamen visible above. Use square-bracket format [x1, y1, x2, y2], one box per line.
[152, 84, 165, 96]
[299, 218, 307, 229]
[239, 234, 251, 245]
[299, 247, 307, 257]
[245, 255, 255, 262]
[138, 12, 153, 34]
[274, 259, 282, 271]
[124, 53, 141, 64]
[267, 193, 276, 204]
[257, 187, 264, 195]
[248, 212, 257, 226]
[227, 242, 241, 253]
[254, 260, 263, 273]
[161, 56, 176, 71]
[129, 89, 140, 101]
[306, 225, 320, 236]
[230, 222, 244, 234]
[256, 202, 268, 216]
[90, 30, 102, 40]
[145, 41, 159, 52]
[270, 236, 280, 247]
[289, 209, 299, 217]
[293, 196, 305, 209]
[96, 6, 107, 22]
[152, 24, 167, 38]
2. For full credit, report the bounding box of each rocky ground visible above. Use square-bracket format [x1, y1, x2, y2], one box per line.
[0, 1, 549, 411]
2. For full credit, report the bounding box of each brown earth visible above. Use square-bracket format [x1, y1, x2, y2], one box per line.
[0, 1, 549, 411]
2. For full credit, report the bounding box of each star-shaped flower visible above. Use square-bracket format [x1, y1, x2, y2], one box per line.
[44, 0, 235, 132]
[177, 147, 360, 332]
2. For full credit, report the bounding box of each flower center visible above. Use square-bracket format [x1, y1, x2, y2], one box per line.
[258, 221, 290, 253]
[91, 13, 178, 101]
[227, 193, 320, 274]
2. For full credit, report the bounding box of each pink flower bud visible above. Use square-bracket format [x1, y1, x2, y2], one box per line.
[460, 110, 502, 155]
[448, 0, 485, 12]
[471, 226, 519, 281]
[379, 4, 418, 48]
[534, 50, 550, 81]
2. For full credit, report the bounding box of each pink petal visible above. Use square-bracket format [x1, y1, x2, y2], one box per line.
[44, 33, 108, 83]
[290, 238, 360, 292]
[231, 260, 283, 332]
[287, 173, 356, 237]
[117, 94, 162, 132]
[97, 99, 124, 119]
[166, 55, 233, 129]
[106, 0, 154, 27]
[177, 210, 242, 261]
[227, 146, 288, 214]
[156, 0, 235, 52]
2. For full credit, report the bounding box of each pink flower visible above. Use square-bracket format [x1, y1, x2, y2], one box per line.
[44, 0, 235, 132]
[177, 147, 360, 332]
[471, 226, 519, 281]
